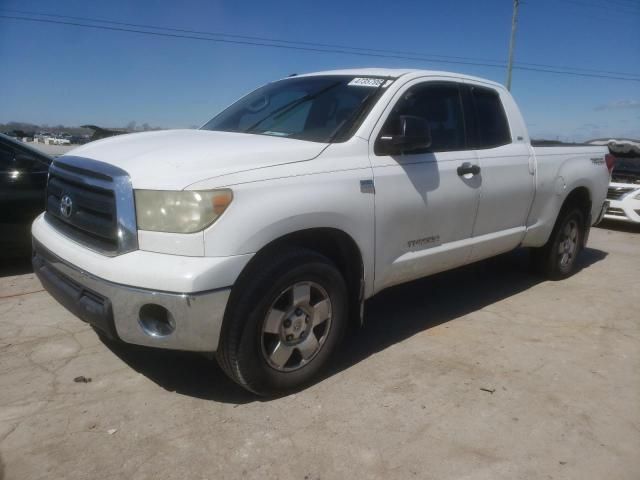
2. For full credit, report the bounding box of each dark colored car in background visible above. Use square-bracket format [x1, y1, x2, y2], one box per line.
[0, 134, 52, 257]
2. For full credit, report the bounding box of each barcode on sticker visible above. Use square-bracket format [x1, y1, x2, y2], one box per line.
[348, 77, 385, 87]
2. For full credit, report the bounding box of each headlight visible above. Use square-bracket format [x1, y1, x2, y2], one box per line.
[635, 192, 640, 200]
[134, 189, 233, 233]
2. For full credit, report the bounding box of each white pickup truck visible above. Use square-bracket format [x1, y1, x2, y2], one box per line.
[32, 69, 612, 395]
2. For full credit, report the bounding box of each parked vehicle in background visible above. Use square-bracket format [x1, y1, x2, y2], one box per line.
[34, 132, 72, 145]
[0, 133, 52, 256]
[32, 69, 611, 395]
[599, 140, 640, 224]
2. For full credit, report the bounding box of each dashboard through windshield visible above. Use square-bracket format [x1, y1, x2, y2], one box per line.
[201, 75, 393, 143]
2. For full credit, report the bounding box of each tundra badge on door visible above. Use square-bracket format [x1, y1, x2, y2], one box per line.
[407, 235, 441, 249]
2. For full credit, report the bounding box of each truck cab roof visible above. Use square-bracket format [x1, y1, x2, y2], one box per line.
[294, 68, 506, 90]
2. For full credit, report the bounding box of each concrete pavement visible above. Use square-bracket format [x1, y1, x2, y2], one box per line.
[0, 224, 638, 480]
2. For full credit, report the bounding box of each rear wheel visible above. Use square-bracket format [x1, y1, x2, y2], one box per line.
[216, 248, 348, 396]
[532, 207, 585, 280]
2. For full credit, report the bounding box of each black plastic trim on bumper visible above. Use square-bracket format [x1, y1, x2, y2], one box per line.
[32, 243, 119, 340]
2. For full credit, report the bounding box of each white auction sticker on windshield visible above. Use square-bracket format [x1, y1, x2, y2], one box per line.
[348, 77, 386, 87]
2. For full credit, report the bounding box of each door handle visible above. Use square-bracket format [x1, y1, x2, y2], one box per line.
[457, 163, 481, 176]
[360, 179, 375, 194]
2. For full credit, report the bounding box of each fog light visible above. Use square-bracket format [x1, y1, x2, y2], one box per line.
[139, 304, 175, 337]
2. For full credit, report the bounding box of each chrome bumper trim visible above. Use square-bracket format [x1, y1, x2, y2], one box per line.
[34, 240, 230, 352]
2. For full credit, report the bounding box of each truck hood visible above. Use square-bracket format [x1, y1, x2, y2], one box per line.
[65, 129, 328, 189]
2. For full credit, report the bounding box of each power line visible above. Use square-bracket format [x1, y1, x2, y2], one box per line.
[577, 0, 640, 10]
[0, 8, 506, 66]
[1, 13, 639, 83]
[4, 8, 640, 80]
[601, 0, 640, 5]
[0, 14, 511, 69]
[570, 0, 640, 9]
[598, 0, 640, 10]
[556, 0, 640, 15]
[512, 63, 639, 81]
[507, 60, 639, 78]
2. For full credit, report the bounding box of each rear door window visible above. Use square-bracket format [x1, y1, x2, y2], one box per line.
[471, 86, 511, 148]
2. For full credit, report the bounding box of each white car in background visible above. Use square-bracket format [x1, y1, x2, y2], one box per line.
[598, 140, 640, 224]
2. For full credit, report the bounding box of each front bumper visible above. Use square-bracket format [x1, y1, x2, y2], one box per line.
[604, 184, 640, 224]
[33, 240, 231, 352]
[604, 199, 640, 224]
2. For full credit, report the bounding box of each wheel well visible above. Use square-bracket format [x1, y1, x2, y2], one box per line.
[562, 187, 591, 220]
[242, 228, 364, 324]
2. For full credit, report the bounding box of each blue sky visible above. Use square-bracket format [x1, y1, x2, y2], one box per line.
[0, 0, 638, 141]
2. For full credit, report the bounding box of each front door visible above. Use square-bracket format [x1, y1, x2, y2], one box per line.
[369, 80, 481, 293]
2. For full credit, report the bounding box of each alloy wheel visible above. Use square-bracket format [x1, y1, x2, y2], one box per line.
[260, 281, 332, 372]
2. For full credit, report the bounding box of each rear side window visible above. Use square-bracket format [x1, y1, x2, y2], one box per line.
[471, 87, 511, 148]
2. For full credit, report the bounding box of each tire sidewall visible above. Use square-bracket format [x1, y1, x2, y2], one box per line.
[234, 256, 348, 394]
[549, 208, 584, 277]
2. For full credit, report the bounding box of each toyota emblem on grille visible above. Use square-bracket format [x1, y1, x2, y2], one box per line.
[60, 194, 73, 218]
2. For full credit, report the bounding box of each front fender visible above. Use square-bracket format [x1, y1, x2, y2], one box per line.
[200, 169, 376, 295]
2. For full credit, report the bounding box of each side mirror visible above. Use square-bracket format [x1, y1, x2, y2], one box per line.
[376, 115, 432, 155]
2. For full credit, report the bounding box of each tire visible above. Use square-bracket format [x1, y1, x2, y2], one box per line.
[531, 207, 585, 280]
[216, 248, 348, 396]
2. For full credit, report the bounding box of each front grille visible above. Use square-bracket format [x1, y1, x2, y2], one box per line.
[607, 187, 634, 200]
[606, 207, 626, 217]
[47, 166, 118, 251]
[44, 156, 137, 255]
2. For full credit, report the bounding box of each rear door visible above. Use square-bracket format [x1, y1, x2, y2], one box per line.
[369, 79, 481, 292]
[462, 84, 535, 261]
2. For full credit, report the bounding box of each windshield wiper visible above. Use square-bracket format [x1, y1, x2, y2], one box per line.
[244, 81, 342, 134]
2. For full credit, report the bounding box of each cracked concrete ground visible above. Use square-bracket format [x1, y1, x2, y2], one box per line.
[1, 223, 639, 480]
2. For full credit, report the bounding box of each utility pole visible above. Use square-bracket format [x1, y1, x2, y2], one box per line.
[506, 0, 520, 91]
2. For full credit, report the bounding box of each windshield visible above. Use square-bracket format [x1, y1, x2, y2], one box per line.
[201, 75, 391, 143]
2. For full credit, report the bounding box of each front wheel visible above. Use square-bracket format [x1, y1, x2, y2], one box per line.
[216, 249, 348, 396]
[531, 207, 585, 280]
